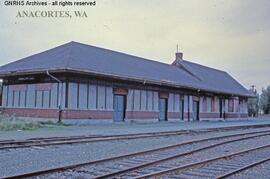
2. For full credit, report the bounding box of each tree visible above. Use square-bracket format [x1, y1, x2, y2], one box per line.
[259, 86, 270, 115]
[248, 87, 259, 117]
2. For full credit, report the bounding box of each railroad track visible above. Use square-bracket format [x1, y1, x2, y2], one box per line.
[0, 130, 189, 150]
[1, 124, 270, 151]
[3, 128, 270, 179]
[137, 144, 270, 179]
[215, 156, 270, 179]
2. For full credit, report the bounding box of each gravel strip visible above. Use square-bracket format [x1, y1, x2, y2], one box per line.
[40, 132, 270, 179]
[227, 160, 270, 179]
[1, 119, 270, 141]
[163, 136, 270, 179]
[1, 127, 270, 177]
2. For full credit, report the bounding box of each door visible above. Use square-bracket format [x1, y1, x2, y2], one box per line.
[159, 98, 168, 121]
[219, 98, 223, 118]
[179, 99, 184, 120]
[113, 95, 125, 122]
[193, 101, 199, 121]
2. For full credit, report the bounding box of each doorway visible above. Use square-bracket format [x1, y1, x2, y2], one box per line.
[159, 98, 168, 121]
[179, 99, 184, 120]
[192, 100, 200, 121]
[113, 95, 126, 122]
[219, 98, 223, 118]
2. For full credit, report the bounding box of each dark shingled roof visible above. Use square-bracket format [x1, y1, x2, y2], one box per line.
[0, 41, 252, 97]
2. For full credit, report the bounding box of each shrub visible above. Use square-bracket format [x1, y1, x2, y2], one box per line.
[0, 114, 42, 131]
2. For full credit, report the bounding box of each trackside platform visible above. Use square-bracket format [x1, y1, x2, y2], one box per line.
[0, 118, 270, 141]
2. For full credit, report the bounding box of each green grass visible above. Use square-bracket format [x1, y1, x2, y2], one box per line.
[0, 114, 68, 131]
[40, 120, 69, 129]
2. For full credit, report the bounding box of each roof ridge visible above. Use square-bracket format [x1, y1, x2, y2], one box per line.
[70, 41, 203, 83]
[70, 41, 178, 69]
[183, 60, 227, 73]
[0, 41, 252, 97]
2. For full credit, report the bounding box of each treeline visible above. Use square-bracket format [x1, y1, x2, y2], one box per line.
[248, 85, 270, 117]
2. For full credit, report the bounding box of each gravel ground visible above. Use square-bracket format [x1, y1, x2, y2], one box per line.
[228, 160, 270, 179]
[0, 118, 270, 141]
[163, 136, 270, 179]
[110, 135, 270, 179]
[42, 132, 270, 178]
[165, 147, 270, 179]
[1, 127, 270, 177]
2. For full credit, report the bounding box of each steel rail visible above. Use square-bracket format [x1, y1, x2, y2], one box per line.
[3, 129, 270, 179]
[216, 157, 270, 179]
[134, 144, 270, 179]
[1, 124, 270, 151]
[0, 130, 190, 150]
[94, 132, 270, 179]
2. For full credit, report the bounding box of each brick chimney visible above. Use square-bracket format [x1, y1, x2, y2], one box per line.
[172, 52, 184, 67]
[175, 52, 183, 61]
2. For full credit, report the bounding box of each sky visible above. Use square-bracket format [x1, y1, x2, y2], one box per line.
[0, 0, 269, 92]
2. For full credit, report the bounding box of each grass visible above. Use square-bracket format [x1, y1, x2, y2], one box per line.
[40, 120, 69, 129]
[0, 114, 68, 131]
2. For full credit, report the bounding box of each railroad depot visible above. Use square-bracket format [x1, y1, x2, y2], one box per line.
[0, 42, 253, 122]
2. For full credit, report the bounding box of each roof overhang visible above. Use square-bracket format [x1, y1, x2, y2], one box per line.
[0, 68, 255, 98]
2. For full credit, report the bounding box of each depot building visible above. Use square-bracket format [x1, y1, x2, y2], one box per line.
[0, 42, 253, 122]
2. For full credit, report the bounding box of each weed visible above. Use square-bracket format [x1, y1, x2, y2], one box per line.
[0, 114, 67, 131]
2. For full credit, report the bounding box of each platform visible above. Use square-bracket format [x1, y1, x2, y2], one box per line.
[0, 118, 270, 141]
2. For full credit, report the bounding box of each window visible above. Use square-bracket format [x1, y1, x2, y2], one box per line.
[228, 99, 234, 112]
[203, 97, 207, 112]
[130, 90, 156, 111]
[167, 93, 180, 112]
[211, 97, 215, 112]
[68, 83, 78, 109]
[206, 97, 212, 112]
[174, 94, 180, 112]
[88, 84, 97, 109]
[147, 91, 153, 111]
[141, 90, 147, 111]
[134, 90, 140, 111]
[78, 83, 88, 109]
[7, 84, 27, 108]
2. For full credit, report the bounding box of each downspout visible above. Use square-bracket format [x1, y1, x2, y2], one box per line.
[46, 70, 63, 123]
[223, 98, 226, 120]
[187, 96, 190, 121]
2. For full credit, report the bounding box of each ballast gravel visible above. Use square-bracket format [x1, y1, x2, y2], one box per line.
[227, 160, 270, 179]
[1, 119, 270, 141]
[1, 127, 270, 177]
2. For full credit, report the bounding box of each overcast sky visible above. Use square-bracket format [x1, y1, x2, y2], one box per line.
[0, 0, 269, 92]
